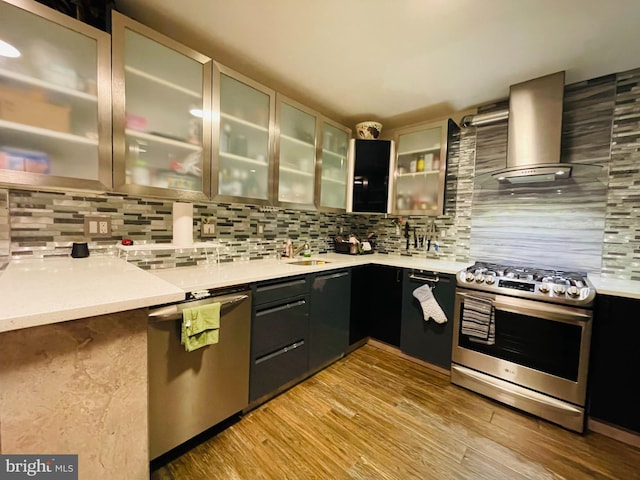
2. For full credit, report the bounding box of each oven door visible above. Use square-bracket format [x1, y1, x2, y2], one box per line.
[452, 288, 592, 406]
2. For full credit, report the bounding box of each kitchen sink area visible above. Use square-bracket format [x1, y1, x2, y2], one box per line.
[288, 259, 332, 266]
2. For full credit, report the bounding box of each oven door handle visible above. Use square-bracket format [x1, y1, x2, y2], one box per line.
[492, 299, 591, 324]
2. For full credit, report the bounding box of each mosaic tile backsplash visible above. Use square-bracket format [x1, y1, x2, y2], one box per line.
[4, 68, 640, 280]
[469, 76, 614, 273]
[7, 190, 350, 269]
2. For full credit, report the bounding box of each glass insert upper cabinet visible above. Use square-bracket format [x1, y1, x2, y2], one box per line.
[112, 11, 212, 200]
[391, 119, 458, 216]
[0, 0, 112, 190]
[276, 95, 318, 208]
[318, 120, 350, 211]
[213, 65, 274, 204]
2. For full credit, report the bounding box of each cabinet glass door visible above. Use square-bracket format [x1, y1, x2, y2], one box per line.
[215, 68, 273, 202]
[393, 121, 448, 215]
[0, 0, 111, 190]
[112, 12, 212, 200]
[277, 97, 317, 207]
[319, 121, 350, 211]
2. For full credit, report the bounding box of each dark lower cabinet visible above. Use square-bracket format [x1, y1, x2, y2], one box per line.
[349, 265, 370, 345]
[250, 269, 353, 403]
[350, 264, 402, 347]
[250, 276, 309, 402]
[309, 270, 351, 371]
[400, 269, 455, 369]
[588, 294, 640, 434]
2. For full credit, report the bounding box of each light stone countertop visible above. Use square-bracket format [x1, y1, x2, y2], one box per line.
[1, 252, 638, 334]
[150, 253, 472, 293]
[588, 275, 640, 300]
[0, 256, 184, 333]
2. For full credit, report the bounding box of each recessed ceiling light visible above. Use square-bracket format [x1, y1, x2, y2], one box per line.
[556, 170, 566, 175]
[0, 39, 20, 58]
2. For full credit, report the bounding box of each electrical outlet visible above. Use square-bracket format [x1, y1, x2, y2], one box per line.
[84, 215, 111, 237]
[201, 217, 216, 237]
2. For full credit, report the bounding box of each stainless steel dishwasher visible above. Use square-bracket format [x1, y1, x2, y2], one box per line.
[147, 286, 251, 460]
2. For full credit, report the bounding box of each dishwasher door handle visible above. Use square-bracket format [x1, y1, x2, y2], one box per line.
[149, 294, 249, 322]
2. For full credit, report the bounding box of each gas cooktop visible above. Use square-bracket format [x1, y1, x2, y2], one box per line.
[457, 261, 595, 307]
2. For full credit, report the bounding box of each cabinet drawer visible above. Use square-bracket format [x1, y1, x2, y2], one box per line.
[252, 297, 309, 357]
[250, 340, 309, 401]
[253, 277, 308, 306]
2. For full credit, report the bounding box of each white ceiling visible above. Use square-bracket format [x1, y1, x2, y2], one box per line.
[116, 0, 640, 128]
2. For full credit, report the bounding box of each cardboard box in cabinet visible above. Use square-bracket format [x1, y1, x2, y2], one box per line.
[0, 85, 70, 133]
[0, 147, 51, 174]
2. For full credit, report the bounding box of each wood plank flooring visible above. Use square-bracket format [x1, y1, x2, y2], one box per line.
[151, 344, 640, 479]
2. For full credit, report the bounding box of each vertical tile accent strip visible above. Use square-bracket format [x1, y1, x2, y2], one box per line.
[603, 68, 640, 280]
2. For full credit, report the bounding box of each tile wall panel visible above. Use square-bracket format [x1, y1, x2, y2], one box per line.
[602, 68, 640, 280]
[7, 190, 349, 269]
[469, 76, 615, 273]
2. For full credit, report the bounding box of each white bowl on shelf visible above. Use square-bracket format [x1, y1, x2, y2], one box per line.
[355, 121, 382, 140]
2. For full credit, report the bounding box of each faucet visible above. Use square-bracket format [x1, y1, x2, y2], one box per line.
[291, 241, 310, 257]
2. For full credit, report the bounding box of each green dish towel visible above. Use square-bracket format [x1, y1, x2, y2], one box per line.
[181, 302, 221, 352]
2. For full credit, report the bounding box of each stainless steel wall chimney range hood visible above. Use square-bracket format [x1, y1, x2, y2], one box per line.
[462, 71, 601, 185]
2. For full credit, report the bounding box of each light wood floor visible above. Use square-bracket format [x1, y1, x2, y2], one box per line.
[151, 344, 640, 479]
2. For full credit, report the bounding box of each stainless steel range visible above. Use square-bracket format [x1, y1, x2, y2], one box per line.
[451, 261, 595, 432]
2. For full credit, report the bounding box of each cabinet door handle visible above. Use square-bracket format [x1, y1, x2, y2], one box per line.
[256, 299, 306, 317]
[317, 271, 349, 281]
[256, 279, 306, 293]
[408, 274, 440, 283]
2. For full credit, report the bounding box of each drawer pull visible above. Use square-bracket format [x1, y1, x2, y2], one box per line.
[317, 271, 349, 281]
[256, 279, 307, 293]
[255, 340, 305, 364]
[255, 299, 306, 317]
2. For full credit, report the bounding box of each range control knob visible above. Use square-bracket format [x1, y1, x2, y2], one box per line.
[539, 283, 550, 294]
[465, 272, 475, 282]
[485, 275, 496, 285]
[554, 284, 567, 295]
[567, 286, 580, 297]
[475, 274, 485, 283]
